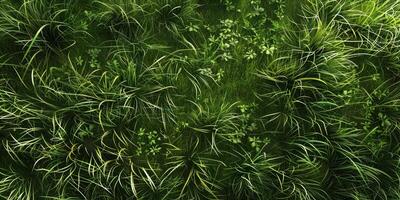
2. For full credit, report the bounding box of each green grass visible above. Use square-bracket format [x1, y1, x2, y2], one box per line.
[0, 0, 400, 199]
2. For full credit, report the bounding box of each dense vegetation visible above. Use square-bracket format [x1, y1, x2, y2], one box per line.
[0, 0, 399, 199]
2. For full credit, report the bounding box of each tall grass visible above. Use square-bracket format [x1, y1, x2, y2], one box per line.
[0, 0, 399, 199]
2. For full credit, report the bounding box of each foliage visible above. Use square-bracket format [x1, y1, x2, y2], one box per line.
[0, 0, 399, 199]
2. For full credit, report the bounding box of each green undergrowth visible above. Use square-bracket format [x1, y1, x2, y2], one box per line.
[0, 0, 400, 199]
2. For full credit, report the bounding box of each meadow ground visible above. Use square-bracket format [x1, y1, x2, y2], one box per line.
[0, 0, 400, 199]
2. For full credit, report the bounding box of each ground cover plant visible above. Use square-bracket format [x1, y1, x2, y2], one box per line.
[0, 0, 399, 199]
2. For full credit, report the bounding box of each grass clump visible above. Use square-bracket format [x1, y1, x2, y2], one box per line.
[0, 0, 84, 66]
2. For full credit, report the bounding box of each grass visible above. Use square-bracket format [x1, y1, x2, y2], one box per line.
[0, 0, 400, 199]
[0, 0, 85, 66]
